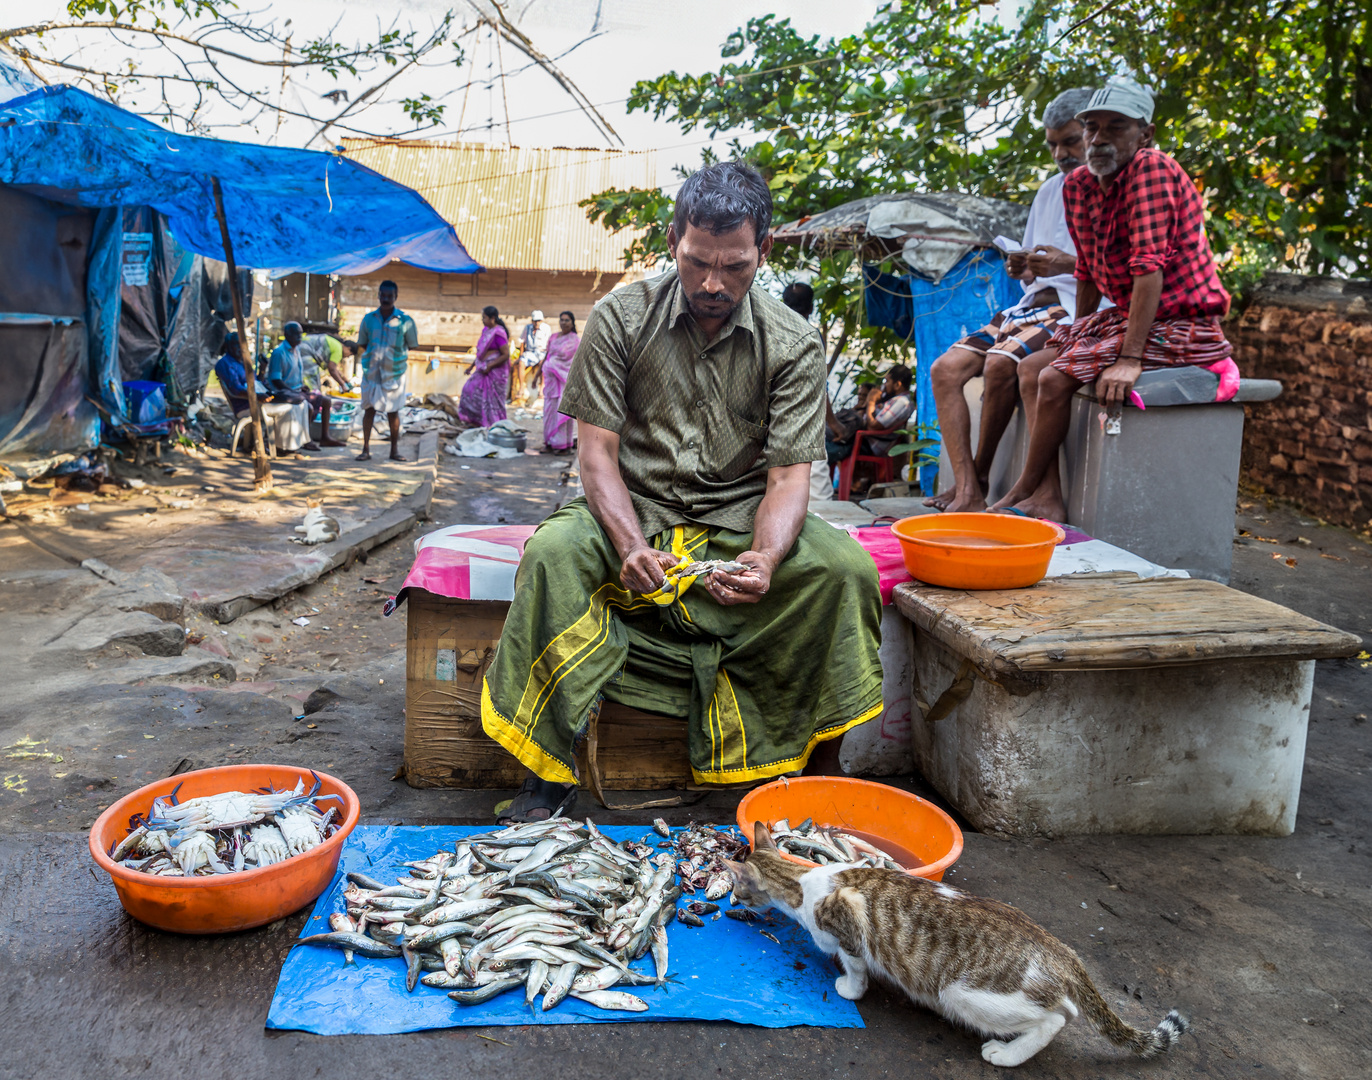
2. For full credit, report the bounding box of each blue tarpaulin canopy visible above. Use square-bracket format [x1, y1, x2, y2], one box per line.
[864, 251, 1021, 494]
[0, 85, 481, 277]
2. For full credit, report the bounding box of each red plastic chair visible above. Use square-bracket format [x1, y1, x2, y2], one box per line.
[836, 429, 897, 501]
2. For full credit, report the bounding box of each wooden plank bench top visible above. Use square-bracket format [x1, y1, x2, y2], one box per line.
[892, 574, 1362, 680]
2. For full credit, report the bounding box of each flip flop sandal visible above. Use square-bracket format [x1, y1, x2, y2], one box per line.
[496, 775, 576, 825]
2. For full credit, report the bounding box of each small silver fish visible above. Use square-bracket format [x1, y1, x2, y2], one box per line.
[328, 913, 357, 962]
[675, 559, 751, 578]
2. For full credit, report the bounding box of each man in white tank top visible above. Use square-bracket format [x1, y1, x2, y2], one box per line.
[924, 87, 1099, 513]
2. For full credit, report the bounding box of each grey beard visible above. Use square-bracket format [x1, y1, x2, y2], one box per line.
[1058, 156, 1084, 172]
[1086, 151, 1119, 176]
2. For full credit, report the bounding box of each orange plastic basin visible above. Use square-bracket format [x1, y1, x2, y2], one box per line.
[89, 764, 359, 935]
[736, 776, 963, 881]
[891, 512, 1064, 590]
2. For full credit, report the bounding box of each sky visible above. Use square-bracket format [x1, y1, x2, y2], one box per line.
[12, 0, 886, 186]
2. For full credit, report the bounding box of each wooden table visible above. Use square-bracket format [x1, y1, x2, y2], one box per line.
[892, 575, 1361, 837]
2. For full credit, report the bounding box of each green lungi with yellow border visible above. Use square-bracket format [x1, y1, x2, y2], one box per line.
[481, 498, 884, 786]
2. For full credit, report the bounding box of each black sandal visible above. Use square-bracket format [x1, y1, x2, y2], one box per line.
[496, 774, 576, 824]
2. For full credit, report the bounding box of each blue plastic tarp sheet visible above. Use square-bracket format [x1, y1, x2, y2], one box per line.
[0, 86, 480, 277]
[865, 251, 1020, 494]
[265, 826, 863, 1034]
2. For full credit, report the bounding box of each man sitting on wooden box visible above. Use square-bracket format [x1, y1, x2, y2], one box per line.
[482, 161, 885, 822]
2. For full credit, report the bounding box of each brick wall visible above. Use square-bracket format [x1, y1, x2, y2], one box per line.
[1229, 275, 1372, 528]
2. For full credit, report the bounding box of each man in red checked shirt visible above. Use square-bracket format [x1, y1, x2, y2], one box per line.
[991, 76, 1236, 521]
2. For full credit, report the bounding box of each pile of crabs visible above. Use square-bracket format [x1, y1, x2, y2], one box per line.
[108, 772, 343, 876]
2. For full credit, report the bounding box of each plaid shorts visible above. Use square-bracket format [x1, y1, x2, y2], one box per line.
[956, 305, 1068, 362]
[1048, 308, 1234, 383]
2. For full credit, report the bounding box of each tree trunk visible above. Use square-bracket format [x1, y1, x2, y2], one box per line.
[210, 177, 273, 492]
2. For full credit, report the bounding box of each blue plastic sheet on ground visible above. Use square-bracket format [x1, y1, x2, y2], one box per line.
[265, 826, 863, 1034]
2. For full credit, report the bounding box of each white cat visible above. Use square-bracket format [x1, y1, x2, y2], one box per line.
[291, 503, 341, 545]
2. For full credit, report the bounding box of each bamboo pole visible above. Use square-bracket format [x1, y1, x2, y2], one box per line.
[210, 176, 273, 492]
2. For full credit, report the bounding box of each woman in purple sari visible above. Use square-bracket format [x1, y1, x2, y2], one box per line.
[538, 310, 579, 454]
[458, 306, 510, 427]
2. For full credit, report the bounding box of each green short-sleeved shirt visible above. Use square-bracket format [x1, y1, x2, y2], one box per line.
[558, 269, 826, 537]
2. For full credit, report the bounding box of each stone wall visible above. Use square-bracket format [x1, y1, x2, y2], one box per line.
[1228, 274, 1372, 529]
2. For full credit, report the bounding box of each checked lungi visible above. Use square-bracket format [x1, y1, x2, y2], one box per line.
[1049, 307, 1233, 383]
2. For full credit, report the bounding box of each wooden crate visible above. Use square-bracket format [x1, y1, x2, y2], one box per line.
[403, 589, 692, 789]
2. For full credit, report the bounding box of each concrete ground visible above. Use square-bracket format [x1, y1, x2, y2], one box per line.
[1, 435, 1369, 1079]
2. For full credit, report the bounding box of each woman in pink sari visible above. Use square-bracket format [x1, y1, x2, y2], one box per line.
[458, 306, 510, 427]
[538, 310, 579, 454]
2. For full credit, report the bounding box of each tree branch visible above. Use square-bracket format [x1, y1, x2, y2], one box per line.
[0, 19, 408, 71]
[478, 0, 622, 145]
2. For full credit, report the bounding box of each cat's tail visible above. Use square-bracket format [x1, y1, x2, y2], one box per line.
[1072, 970, 1189, 1057]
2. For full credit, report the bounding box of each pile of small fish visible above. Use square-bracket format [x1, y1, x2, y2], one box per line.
[652, 818, 754, 930]
[294, 817, 679, 1013]
[769, 817, 904, 870]
[109, 773, 343, 876]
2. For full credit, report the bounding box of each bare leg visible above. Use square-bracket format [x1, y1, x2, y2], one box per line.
[319, 400, 346, 447]
[1012, 348, 1063, 512]
[357, 406, 375, 460]
[988, 364, 1078, 521]
[387, 411, 408, 461]
[923, 346, 986, 511]
[803, 732, 845, 776]
[966, 352, 1022, 510]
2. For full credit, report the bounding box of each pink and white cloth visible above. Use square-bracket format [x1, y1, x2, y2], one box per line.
[384, 519, 1185, 616]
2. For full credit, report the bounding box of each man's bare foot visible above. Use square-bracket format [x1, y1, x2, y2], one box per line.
[987, 487, 1029, 512]
[942, 490, 989, 513]
[923, 490, 954, 511]
[320, 437, 347, 448]
[1003, 495, 1065, 522]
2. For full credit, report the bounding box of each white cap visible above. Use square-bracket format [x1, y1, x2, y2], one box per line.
[530, 309, 544, 320]
[1077, 76, 1155, 123]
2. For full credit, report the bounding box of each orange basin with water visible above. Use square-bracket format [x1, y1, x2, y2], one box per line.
[891, 512, 1064, 590]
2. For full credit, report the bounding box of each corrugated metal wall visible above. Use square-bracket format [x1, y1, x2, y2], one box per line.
[341, 140, 656, 273]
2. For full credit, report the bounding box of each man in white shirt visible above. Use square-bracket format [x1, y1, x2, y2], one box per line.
[513, 309, 551, 407]
[925, 87, 1096, 512]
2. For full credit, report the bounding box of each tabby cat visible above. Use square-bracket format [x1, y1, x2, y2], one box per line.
[725, 823, 1187, 1068]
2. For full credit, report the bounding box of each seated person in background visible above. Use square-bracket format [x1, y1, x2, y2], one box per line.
[266, 322, 346, 449]
[925, 87, 1098, 513]
[991, 77, 1234, 521]
[299, 332, 355, 394]
[860, 364, 914, 455]
[483, 161, 883, 822]
[214, 333, 311, 454]
[825, 365, 913, 466]
[824, 381, 879, 465]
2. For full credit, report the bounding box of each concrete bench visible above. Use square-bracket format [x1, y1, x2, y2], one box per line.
[891, 574, 1359, 837]
[940, 371, 1284, 582]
